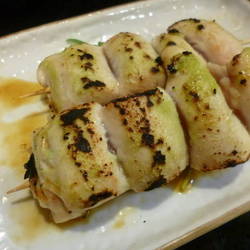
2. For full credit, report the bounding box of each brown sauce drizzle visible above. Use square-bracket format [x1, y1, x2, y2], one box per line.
[0, 78, 48, 173]
[167, 168, 199, 193]
[0, 78, 55, 242]
[167, 168, 223, 193]
[8, 197, 56, 243]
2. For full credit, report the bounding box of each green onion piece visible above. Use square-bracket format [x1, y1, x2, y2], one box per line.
[97, 41, 104, 46]
[66, 38, 85, 45]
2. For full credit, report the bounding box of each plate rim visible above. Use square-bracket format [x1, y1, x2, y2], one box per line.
[0, 0, 148, 41]
[0, 0, 250, 249]
[159, 200, 250, 249]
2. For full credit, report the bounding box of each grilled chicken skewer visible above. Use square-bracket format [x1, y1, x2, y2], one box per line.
[9, 26, 250, 223]
[154, 34, 250, 171]
[37, 33, 166, 112]
[26, 88, 187, 223]
[29, 102, 130, 223]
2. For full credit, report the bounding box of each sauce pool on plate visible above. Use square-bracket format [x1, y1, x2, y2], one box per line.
[0, 78, 54, 242]
[0, 78, 48, 173]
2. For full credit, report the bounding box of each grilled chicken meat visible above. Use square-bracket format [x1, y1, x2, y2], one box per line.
[153, 33, 206, 66]
[224, 48, 250, 131]
[103, 32, 166, 96]
[168, 18, 242, 65]
[104, 88, 188, 191]
[30, 103, 129, 223]
[154, 39, 250, 171]
[37, 43, 119, 111]
[168, 19, 250, 131]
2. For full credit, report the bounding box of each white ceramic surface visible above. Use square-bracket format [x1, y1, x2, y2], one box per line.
[0, 0, 250, 249]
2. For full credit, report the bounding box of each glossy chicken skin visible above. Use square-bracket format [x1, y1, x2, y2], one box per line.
[225, 48, 250, 131]
[31, 103, 129, 223]
[168, 18, 242, 65]
[37, 43, 119, 111]
[103, 32, 166, 96]
[154, 44, 250, 171]
[104, 88, 188, 191]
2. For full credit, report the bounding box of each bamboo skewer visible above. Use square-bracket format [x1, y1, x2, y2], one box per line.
[20, 87, 50, 98]
[6, 180, 30, 194]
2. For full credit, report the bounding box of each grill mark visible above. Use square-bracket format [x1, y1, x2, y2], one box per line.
[75, 132, 92, 153]
[24, 153, 37, 179]
[60, 108, 89, 126]
[83, 80, 106, 89]
[88, 191, 113, 206]
[141, 133, 154, 147]
[79, 53, 94, 60]
[145, 176, 166, 191]
[155, 56, 163, 65]
[167, 41, 176, 46]
[153, 150, 166, 166]
[167, 63, 177, 74]
[168, 28, 179, 34]
[110, 89, 158, 103]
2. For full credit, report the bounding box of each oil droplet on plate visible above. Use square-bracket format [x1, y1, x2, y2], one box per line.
[112, 207, 136, 229]
[167, 167, 225, 193]
[167, 168, 200, 193]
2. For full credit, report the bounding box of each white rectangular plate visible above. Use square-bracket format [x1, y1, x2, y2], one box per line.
[0, 0, 250, 249]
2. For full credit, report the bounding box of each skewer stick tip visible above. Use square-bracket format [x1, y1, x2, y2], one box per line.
[20, 88, 50, 98]
[6, 181, 30, 194]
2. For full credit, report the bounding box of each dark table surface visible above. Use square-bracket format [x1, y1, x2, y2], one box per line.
[1, 1, 250, 249]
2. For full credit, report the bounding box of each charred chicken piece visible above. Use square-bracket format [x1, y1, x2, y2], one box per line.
[103, 32, 166, 96]
[37, 43, 119, 111]
[104, 88, 188, 191]
[30, 103, 129, 223]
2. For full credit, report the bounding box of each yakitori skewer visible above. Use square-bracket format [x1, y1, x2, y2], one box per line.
[20, 88, 187, 223]
[154, 32, 250, 171]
